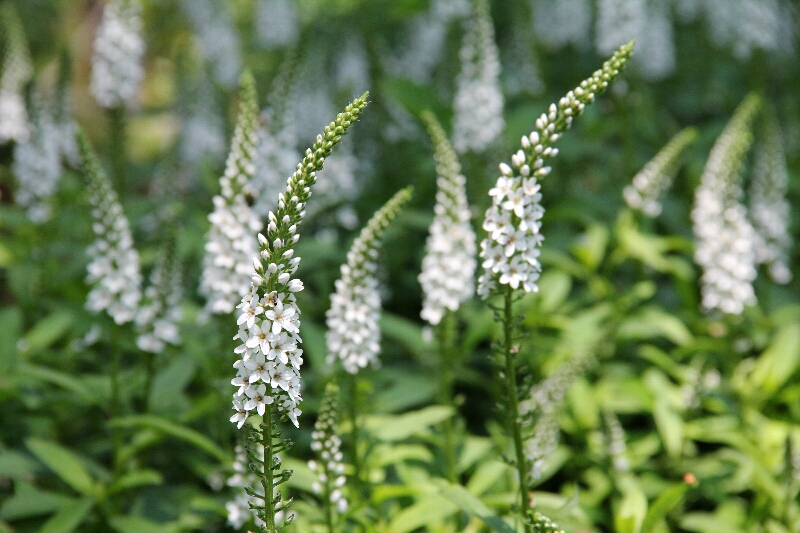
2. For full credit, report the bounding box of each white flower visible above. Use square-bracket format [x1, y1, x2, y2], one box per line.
[0, 4, 32, 144]
[90, 0, 144, 109]
[200, 74, 262, 316]
[692, 94, 761, 315]
[79, 132, 142, 325]
[13, 92, 61, 223]
[595, 0, 645, 57]
[418, 114, 476, 325]
[180, 0, 241, 88]
[749, 111, 792, 284]
[327, 189, 412, 374]
[704, 0, 781, 60]
[623, 127, 698, 217]
[478, 43, 633, 298]
[452, 0, 504, 154]
[180, 77, 226, 167]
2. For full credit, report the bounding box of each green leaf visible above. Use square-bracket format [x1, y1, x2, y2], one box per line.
[26, 439, 96, 496]
[386, 494, 459, 533]
[748, 323, 800, 396]
[0, 241, 15, 267]
[148, 355, 196, 414]
[0, 307, 21, 374]
[380, 313, 428, 359]
[0, 480, 74, 520]
[0, 450, 39, 478]
[618, 306, 693, 346]
[615, 486, 647, 533]
[109, 515, 178, 533]
[437, 481, 515, 533]
[107, 470, 163, 495]
[536, 271, 572, 314]
[365, 406, 453, 441]
[572, 223, 609, 272]
[19, 309, 74, 355]
[653, 400, 683, 458]
[18, 363, 101, 406]
[641, 483, 689, 533]
[110, 415, 227, 463]
[38, 496, 94, 533]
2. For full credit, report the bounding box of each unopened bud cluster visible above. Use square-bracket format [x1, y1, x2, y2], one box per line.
[692, 94, 761, 315]
[135, 245, 182, 353]
[225, 444, 266, 530]
[326, 187, 412, 374]
[603, 410, 629, 472]
[78, 132, 142, 325]
[478, 42, 633, 298]
[90, 0, 144, 109]
[418, 112, 476, 326]
[308, 383, 347, 514]
[452, 0, 504, 154]
[623, 127, 697, 217]
[230, 93, 370, 429]
[200, 73, 262, 316]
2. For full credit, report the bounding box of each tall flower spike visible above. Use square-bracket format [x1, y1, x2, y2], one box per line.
[78, 130, 142, 325]
[135, 238, 182, 353]
[623, 127, 698, 217]
[692, 94, 761, 315]
[200, 72, 261, 316]
[90, 0, 144, 109]
[478, 42, 634, 298]
[326, 187, 413, 374]
[520, 355, 593, 480]
[308, 383, 348, 518]
[0, 3, 32, 144]
[231, 92, 370, 429]
[419, 111, 476, 326]
[230, 93, 369, 533]
[13, 91, 61, 223]
[603, 410, 629, 472]
[750, 110, 792, 284]
[452, 0, 504, 154]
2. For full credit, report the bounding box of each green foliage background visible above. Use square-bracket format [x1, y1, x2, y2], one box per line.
[0, 1, 799, 532]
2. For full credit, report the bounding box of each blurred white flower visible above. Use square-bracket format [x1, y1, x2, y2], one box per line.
[0, 4, 32, 143]
[90, 0, 144, 109]
[255, 0, 299, 50]
[532, 0, 592, 50]
[180, 0, 241, 88]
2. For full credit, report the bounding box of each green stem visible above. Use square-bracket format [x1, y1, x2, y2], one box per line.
[437, 310, 458, 483]
[109, 106, 126, 195]
[261, 402, 276, 533]
[110, 332, 122, 478]
[503, 287, 532, 532]
[348, 374, 363, 493]
[324, 471, 335, 533]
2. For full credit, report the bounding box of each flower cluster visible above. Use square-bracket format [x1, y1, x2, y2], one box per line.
[78, 130, 142, 325]
[595, 0, 645, 56]
[308, 383, 348, 515]
[532, 0, 592, 50]
[200, 73, 262, 316]
[326, 187, 412, 375]
[520, 356, 593, 480]
[418, 112, 476, 326]
[90, 0, 144, 109]
[704, 0, 782, 60]
[135, 243, 182, 353]
[750, 112, 792, 284]
[230, 93, 370, 429]
[603, 410, 629, 472]
[637, 2, 675, 81]
[692, 94, 761, 315]
[478, 42, 633, 298]
[623, 127, 698, 217]
[255, 0, 299, 50]
[452, 0, 504, 154]
[0, 4, 32, 144]
[180, 0, 242, 88]
[529, 511, 567, 533]
[13, 93, 61, 223]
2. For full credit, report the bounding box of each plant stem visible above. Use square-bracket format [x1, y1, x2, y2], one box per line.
[502, 287, 532, 532]
[324, 472, 335, 533]
[348, 374, 362, 493]
[437, 310, 458, 483]
[261, 402, 276, 533]
[110, 330, 122, 478]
